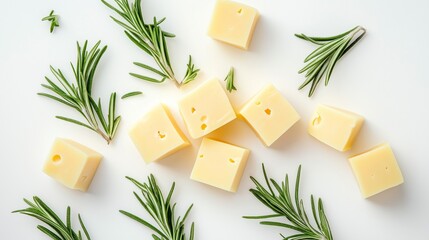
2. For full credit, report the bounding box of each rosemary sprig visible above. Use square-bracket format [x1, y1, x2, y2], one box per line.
[244, 164, 333, 240]
[38, 41, 121, 144]
[296, 26, 366, 97]
[182, 56, 200, 85]
[121, 91, 143, 99]
[13, 196, 91, 240]
[224, 67, 237, 93]
[101, 0, 199, 86]
[42, 10, 60, 33]
[120, 174, 195, 240]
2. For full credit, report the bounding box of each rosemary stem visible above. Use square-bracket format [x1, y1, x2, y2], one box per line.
[165, 66, 179, 86]
[352, 26, 366, 38]
[169, 74, 180, 86]
[97, 129, 111, 144]
[84, 107, 98, 129]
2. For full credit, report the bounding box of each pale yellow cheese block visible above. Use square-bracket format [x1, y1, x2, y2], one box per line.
[239, 84, 300, 146]
[129, 104, 189, 163]
[208, 0, 259, 50]
[43, 138, 102, 192]
[178, 79, 236, 139]
[191, 138, 250, 192]
[349, 143, 404, 198]
[308, 105, 364, 151]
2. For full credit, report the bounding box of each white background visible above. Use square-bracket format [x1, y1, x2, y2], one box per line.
[1, 0, 428, 239]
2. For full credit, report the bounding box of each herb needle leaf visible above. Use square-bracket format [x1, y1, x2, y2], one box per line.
[121, 91, 143, 99]
[38, 41, 121, 144]
[244, 164, 334, 240]
[42, 10, 60, 33]
[120, 174, 195, 240]
[13, 196, 92, 240]
[296, 26, 366, 97]
[224, 67, 237, 93]
[101, 0, 199, 86]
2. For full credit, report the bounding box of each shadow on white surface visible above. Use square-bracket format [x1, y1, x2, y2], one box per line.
[367, 184, 406, 207]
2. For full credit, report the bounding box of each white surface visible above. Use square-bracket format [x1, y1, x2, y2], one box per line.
[1, 0, 428, 239]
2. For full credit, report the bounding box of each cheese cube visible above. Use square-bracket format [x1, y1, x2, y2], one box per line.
[208, 0, 259, 50]
[239, 84, 300, 146]
[129, 104, 189, 163]
[43, 138, 102, 192]
[349, 144, 404, 198]
[191, 138, 250, 192]
[178, 79, 236, 139]
[308, 105, 364, 151]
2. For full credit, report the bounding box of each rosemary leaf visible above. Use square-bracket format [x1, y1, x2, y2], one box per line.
[244, 164, 334, 240]
[120, 174, 195, 240]
[39, 41, 121, 144]
[101, 0, 200, 86]
[296, 26, 366, 97]
[55, 116, 95, 131]
[13, 196, 91, 240]
[121, 91, 143, 99]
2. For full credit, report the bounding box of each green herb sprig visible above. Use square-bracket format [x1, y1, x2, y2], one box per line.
[182, 56, 200, 85]
[224, 67, 237, 93]
[13, 196, 91, 240]
[296, 26, 366, 97]
[120, 174, 195, 240]
[101, 0, 199, 86]
[38, 41, 121, 144]
[42, 10, 60, 33]
[244, 164, 333, 240]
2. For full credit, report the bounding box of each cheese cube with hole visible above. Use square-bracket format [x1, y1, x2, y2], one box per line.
[208, 0, 259, 50]
[349, 144, 404, 198]
[239, 84, 300, 146]
[191, 138, 250, 192]
[178, 79, 236, 139]
[129, 104, 189, 163]
[308, 105, 364, 151]
[43, 138, 102, 192]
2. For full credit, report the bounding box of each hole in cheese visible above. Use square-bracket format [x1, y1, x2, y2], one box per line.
[201, 123, 207, 130]
[191, 107, 196, 113]
[229, 158, 235, 163]
[255, 101, 261, 105]
[200, 115, 207, 122]
[237, 8, 243, 14]
[199, 154, 204, 158]
[52, 154, 62, 163]
[264, 108, 271, 115]
[157, 131, 166, 139]
[312, 113, 321, 126]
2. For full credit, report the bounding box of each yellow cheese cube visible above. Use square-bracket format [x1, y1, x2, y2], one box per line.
[239, 84, 300, 146]
[308, 105, 364, 151]
[208, 0, 259, 50]
[178, 79, 236, 139]
[129, 104, 189, 163]
[43, 138, 102, 192]
[349, 144, 404, 198]
[191, 138, 250, 192]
